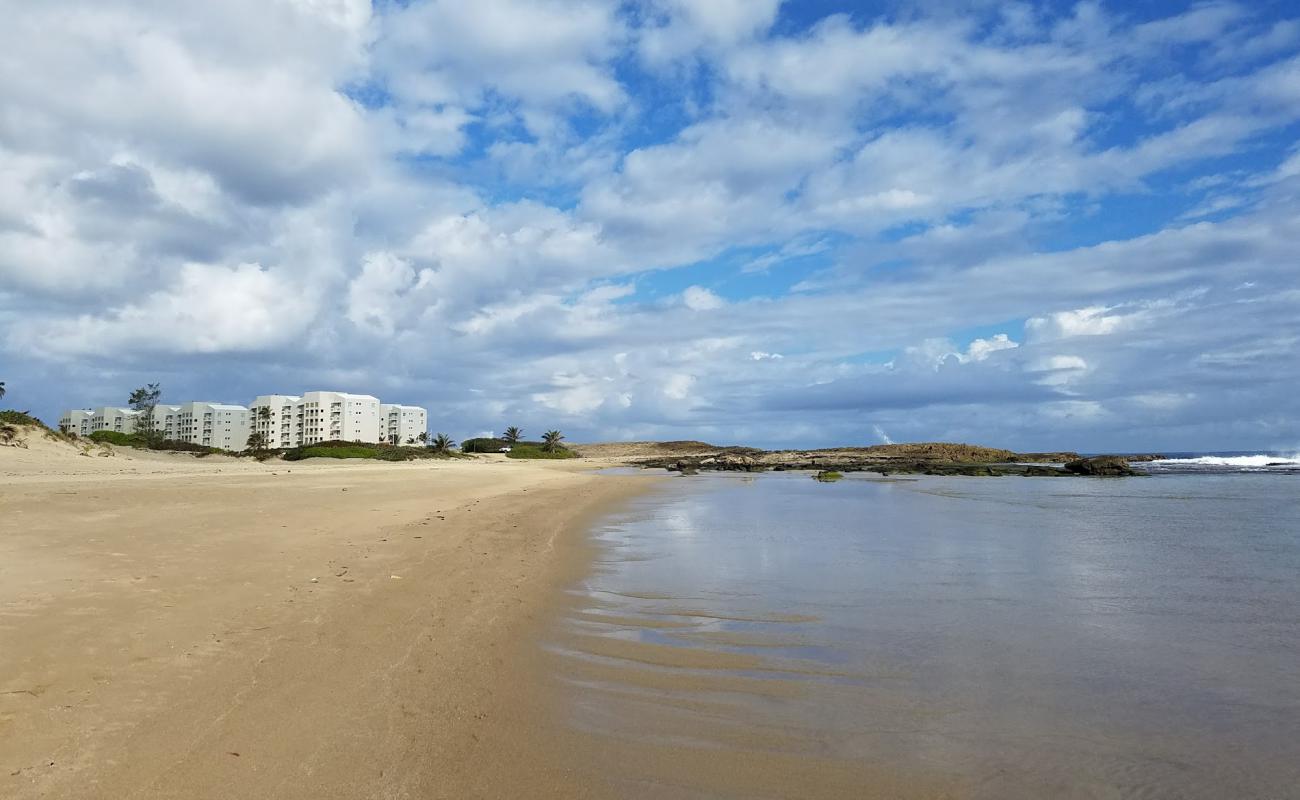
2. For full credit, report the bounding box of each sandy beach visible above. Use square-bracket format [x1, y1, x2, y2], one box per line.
[0, 433, 648, 799]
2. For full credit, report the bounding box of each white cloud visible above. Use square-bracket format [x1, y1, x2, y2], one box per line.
[896, 334, 1019, 371]
[25, 263, 317, 357]
[375, 0, 626, 143]
[530, 372, 611, 414]
[639, 0, 782, 65]
[346, 252, 419, 336]
[662, 373, 696, 400]
[682, 286, 725, 311]
[965, 334, 1019, 362]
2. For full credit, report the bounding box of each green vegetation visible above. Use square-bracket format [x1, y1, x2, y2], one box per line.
[813, 470, 844, 482]
[429, 433, 455, 454]
[88, 430, 135, 446]
[463, 427, 571, 458]
[0, 409, 46, 428]
[128, 382, 163, 447]
[282, 439, 462, 462]
[88, 429, 225, 456]
[461, 437, 508, 453]
[506, 442, 576, 459]
[290, 445, 377, 460]
[245, 431, 271, 460]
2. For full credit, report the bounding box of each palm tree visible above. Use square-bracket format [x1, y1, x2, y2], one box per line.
[245, 431, 270, 459]
[542, 430, 564, 453]
[430, 433, 454, 454]
[417, 431, 428, 445]
[0, 380, 6, 401]
[502, 426, 522, 444]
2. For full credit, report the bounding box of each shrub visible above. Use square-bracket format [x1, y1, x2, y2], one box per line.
[461, 437, 508, 453]
[288, 445, 378, 460]
[86, 430, 227, 455]
[88, 430, 137, 446]
[151, 439, 225, 456]
[506, 442, 576, 460]
[0, 410, 48, 428]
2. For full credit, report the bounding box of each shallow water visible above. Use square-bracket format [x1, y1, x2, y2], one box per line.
[553, 471, 1300, 798]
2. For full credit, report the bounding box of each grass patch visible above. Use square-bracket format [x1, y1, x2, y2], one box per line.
[291, 445, 376, 460]
[505, 442, 577, 459]
[88, 430, 135, 445]
[86, 429, 227, 456]
[813, 470, 843, 482]
[0, 410, 48, 428]
[282, 439, 464, 462]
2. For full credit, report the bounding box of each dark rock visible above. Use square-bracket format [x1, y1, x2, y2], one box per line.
[1024, 465, 1065, 477]
[1063, 456, 1138, 476]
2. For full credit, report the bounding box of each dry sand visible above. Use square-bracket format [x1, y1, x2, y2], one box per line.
[1, 432, 648, 798]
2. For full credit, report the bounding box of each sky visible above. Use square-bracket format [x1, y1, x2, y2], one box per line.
[2, 0, 1299, 452]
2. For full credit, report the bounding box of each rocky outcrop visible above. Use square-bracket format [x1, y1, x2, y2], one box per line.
[1009, 451, 1084, 463]
[1063, 456, 1139, 476]
[636, 445, 1146, 478]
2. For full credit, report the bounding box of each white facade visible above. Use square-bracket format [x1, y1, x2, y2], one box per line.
[90, 407, 140, 434]
[381, 404, 428, 444]
[299, 391, 381, 445]
[151, 404, 182, 440]
[252, 391, 397, 446]
[175, 402, 250, 450]
[250, 394, 302, 450]
[58, 409, 94, 436]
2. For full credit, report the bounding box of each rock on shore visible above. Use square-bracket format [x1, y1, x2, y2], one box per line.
[622, 445, 1145, 478]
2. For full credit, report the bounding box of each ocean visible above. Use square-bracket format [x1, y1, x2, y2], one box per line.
[551, 464, 1300, 798]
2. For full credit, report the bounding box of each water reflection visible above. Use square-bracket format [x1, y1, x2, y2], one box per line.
[553, 471, 1300, 798]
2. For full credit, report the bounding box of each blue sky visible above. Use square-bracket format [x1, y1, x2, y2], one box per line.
[2, 0, 1299, 451]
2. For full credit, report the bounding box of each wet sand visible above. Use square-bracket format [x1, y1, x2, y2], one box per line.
[0, 438, 653, 799]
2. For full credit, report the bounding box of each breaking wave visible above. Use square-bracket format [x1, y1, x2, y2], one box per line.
[1150, 454, 1300, 468]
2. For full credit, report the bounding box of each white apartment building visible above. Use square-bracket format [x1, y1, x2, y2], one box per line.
[300, 391, 381, 445]
[64, 390, 426, 450]
[175, 402, 251, 451]
[250, 394, 302, 450]
[152, 404, 182, 440]
[381, 404, 428, 444]
[62, 403, 249, 450]
[252, 391, 404, 447]
[59, 409, 95, 436]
